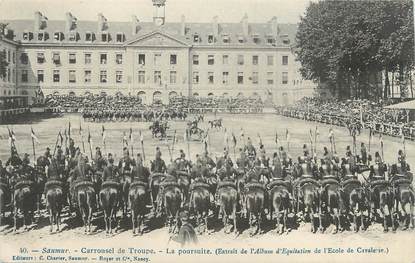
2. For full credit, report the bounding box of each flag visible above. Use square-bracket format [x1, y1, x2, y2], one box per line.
[309, 129, 313, 145]
[129, 127, 134, 144]
[64, 129, 68, 143]
[68, 121, 71, 138]
[87, 129, 93, 150]
[224, 129, 229, 147]
[315, 126, 319, 138]
[240, 128, 244, 139]
[286, 129, 290, 143]
[123, 131, 128, 146]
[31, 127, 40, 144]
[58, 131, 64, 145]
[183, 129, 188, 142]
[257, 133, 262, 146]
[231, 132, 237, 148]
[379, 133, 383, 144]
[140, 130, 144, 143]
[275, 131, 279, 145]
[101, 125, 106, 144]
[328, 128, 334, 140]
[8, 127, 15, 146]
[400, 128, 405, 144]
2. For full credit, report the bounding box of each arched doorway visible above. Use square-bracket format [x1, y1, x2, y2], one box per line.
[193, 92, 199, 97]
[100, 91, 107, 97]
[282, 92, 289, 106]
[68, 91, 75, 96]
[169, 91, 178, 100]
[137, 91, 146, 104]
[207, 92, 214, 97]
[153, 91, 162, 103]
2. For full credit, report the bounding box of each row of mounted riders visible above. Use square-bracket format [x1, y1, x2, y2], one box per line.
[1, 153, 413, 236]
[82, 109, 188, 123]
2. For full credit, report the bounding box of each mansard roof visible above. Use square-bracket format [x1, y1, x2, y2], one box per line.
[1, 19, 297, 47]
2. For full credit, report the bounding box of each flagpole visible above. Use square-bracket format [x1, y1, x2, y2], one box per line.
[52, 132, 60, 156]
[88, 128, 93, 161]
[31, 133, 36, 164]
[172, 130, 177, 152]
[140, 130, 146, 163]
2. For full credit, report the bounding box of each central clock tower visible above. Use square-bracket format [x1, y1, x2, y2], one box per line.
[152, 0, 166, 26]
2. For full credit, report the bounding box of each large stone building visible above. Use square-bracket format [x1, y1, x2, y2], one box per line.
[1, 0, 317, 106]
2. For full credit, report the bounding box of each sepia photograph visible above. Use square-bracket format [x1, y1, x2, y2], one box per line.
[0, 0, 414, 262]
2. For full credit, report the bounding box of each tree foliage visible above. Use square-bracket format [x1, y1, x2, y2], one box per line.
[295, 0, 414, 99]
[0, 23, 9, 79]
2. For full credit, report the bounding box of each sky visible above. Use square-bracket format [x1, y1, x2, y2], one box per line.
[0, 0, 312, 24]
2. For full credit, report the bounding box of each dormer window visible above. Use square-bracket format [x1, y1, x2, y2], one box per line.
[23, 31, 31, 41]
[85, 32, 95, 42]
[267, 37, 275, 45]
[116, 33, 125, 43]
[222, 34, 230, 44]
[252, 34, 260, 44]
[101, 32, 110, 42]
[68, 31, 79, 41]
[238, 36, 245, 43]
[193, 34, 200, 43]
[37, 32, 48, 41]
[54, 32, 64, 41]
[282, 39, 290, 45]
[208, 35, 215, 44]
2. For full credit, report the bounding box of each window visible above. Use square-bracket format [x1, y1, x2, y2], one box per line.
[253, 35, 260, 44]
[37, 70, 44, 83]
[37, 53, 45, 64]
[282, 55, 289, 66]
[238, 36, 244, 43]
[69, 53, 76, 64]
[252, 55, 259, 65]
[138, 71, 145, 84]
[12, 52, 15, 64]
[208, 35, 214, 43]
[282, 39, 290, 45]
[7, 50, 10, 63]
[267, 72, 274, 85]
[154, 54, 161, 66]
[222, 55, 229, 65]
[69, 70, 76, 83]
[100, 70, 107, 83]
[85, 32, 94, 42]
[208, 72, 214, 84]
[52, 53, 60, 64]
[267, 55, 274, 66]
[192, 55, 199, 65]
[208, 55, 214, 65]
[252, 72, 258, 84]
[169, 71, 177, 84]
[21, 70, 28, 82]
[238, 72, 243, 84]
[68, 32, 78, 41]
[53, 70, 60, 83]
[23, 32, 32, 41]
[282, 72, 288, 84]
[101, 33, 109, 42]
[222, 72, 229, 85]
[222, 35, 230, 44]
[38, 32, 46, 41]
[84, 70, 91, 83]
[138, 54, 145, 65]
[20, 53, 28, 64]
[154, 71, 161, 85]
[267, 37, 275, 45]
[100, 54, 107, 64]
[85, 53, 92, 64]
[7, 68, 10, 82]
[116, 71, 123, 83]
[116, 54, 123, 64]
[170, 54, 177, 65]
[54, 32, 63, 41]
[237, 55, 244, 65]
[116, 33, 124, 43]
[192, 72, 199, 84]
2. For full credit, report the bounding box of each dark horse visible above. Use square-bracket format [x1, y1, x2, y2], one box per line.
[129, 181, 148, 235]
[390, 175, 414, 230]
[72, 180, 96, 233]
[13, 180, 35, 232]
[0, 177, 10, 226]
[189, 180, 211, 234]
[160, 180, 182, 233]
[150, 173, 163, 214]
[268, 180, 292, 234]
[368, 180, 393, 232]
[244, 182, 266, 236]
[100, 180, 120, 234]
[45, 180, 64, 233]
[296, 178, 321, 233]
[320, 178, 342, 233]
[341, 178, 367, 232]
[217, 181, 238, 235]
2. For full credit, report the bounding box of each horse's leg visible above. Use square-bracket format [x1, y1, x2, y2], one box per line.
[283, 208, 288, 233]
[56, 208, 61, 232]
[131, 208, 136, 235]
[402, 202, 409, 230]
[109, 208, 113, 234]
[353, 203, 359, 232]
[233, 204, 237, 236]
[276, 207, 281, 234]
[204, 210, 209, 235]
[332, 208, 339, 234]
[381, 205, 388, 233]
[13, 205, 18, 232]
[49, 207, 53, 233]
[88, 205, 93, 233]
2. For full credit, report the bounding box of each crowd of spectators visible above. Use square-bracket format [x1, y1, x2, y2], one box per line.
[276, 97, 415, 139]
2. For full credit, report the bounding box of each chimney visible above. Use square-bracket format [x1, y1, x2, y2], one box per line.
[241, 13, 249, 37]
[212, 16, 219, 38]
[34, 11, 43, 31]
[180, 15, 186, 36]
[131, 15, 139, 35]
[65, 12, 77, 32]
[270, 16, 278, 37]
[97, 13, 108, 32]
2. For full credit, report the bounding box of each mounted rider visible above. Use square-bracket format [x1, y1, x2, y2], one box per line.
[102, 153, 120, 182]
[174, 149, 191, 173]
[118, 147, 135, 175]
[5, 146, 22, 169]
[151, 147, 167, 174]
[369, 151, 387, 182]
[244, 137, 256, 161]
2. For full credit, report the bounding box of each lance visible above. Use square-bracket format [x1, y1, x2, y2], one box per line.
[172, 130, 177, 152]
[52, 132, 60, 156]
[140, 130, 146, 163]
[368, 127, 372, 154]
[31, 133, 36, 164]
[88, 128, 93, 161]
[185, 129, 190, 161]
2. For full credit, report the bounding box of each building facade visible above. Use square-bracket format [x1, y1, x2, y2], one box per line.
[1, 0, 317, 106]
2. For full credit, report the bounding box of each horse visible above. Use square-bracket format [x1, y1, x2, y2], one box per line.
[217, 181, 238, 235]
[177, 171, 190, 204]
[341, 178, 368, 232]
[297, 178, 321, 233]
[208, 119, 222, 129]
[244, 182, 266, 236]
[189, 181, 211, 234]
[13, 180, 35, 232]
[120, 171, 132, 218]
[268, 180, 291, 234]
[129, 181, 148, 235]
[320, 178, 342, 233]
[73, 181, 96, 233]
[160, 180, 182, 233]
[390, 175, 414, 230]
[100, 180, 120, 234]
[368, 180, 393, 232]
[150, 173, 163, 214]
[0, 177, 10, 226]
[45, 180, 64, 233]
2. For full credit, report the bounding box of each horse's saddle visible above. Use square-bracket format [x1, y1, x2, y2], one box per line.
[72, 180, 94, 192]
[190, 182, 210, 192]
[101, 180, 121, 189]
[44, 179, 64, 192]
[369, 179, 389, 189]
[14, 180, 34, 190]
[298, 177, 319, 188]
[217, 180, 237, 190]
[320, 177, 340, 188]
[245, 181, 266, 192]
[160, 180, 180, 189]
[267, 179, 291, 190]
[341, 178, 361, 188]
[130, 180, 148, 189]
[390, 177, 412, 188]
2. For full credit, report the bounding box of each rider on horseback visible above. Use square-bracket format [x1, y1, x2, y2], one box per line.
[118, 148, 135, 175]
[102, 154, 120, 182]
[151, 147, 167, 174]
[369, 152, 387, 182]
[244, 137, 256, 161]
[174, 150, 191, 173]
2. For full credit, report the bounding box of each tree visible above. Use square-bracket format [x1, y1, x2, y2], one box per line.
[0, 23, 9, 79]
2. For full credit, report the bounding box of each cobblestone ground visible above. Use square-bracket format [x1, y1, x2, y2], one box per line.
[0, 113, 414, 263]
